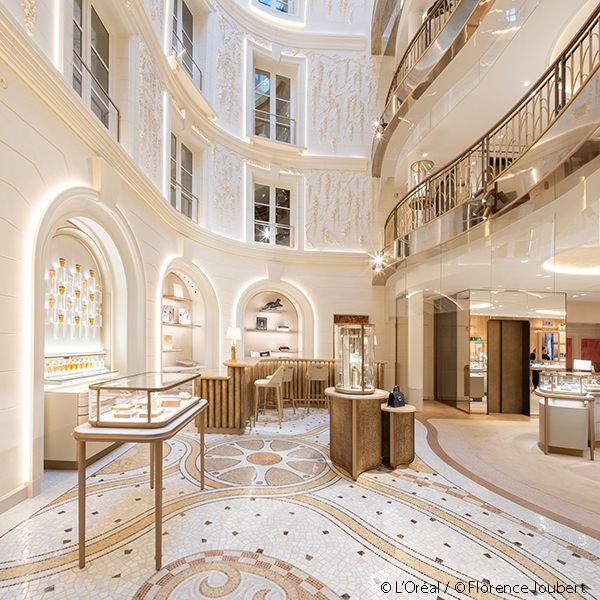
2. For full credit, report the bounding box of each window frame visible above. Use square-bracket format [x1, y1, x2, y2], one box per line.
[170, 131, 199, 222]
[253, 68, 294, 144]
[252, 182, 294, 248]
[71, 0, 117, 137]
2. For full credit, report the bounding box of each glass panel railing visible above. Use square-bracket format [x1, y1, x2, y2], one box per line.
[171, 31, 203, 91]
[253, 109, 296, 145]
[169, 178, 199, 222]
[73, 49, 120, 141]
[382, 5, 600, 260]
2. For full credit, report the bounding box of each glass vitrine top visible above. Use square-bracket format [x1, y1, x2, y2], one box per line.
[89, 371, 198, 391]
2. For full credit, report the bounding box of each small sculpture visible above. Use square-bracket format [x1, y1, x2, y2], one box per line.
[262, 298, 283, 311]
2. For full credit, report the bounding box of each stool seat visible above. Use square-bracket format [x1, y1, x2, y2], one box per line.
[253, 365, 295, 428]
[255, 378, 272, 386]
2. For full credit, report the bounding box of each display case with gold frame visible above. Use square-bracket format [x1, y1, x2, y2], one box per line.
[88, 371, 200, 428]
[537, 371, 589, 395]
[334, 323, 376, 394]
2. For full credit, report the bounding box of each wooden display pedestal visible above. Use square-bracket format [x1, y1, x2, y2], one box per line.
[326, 387, 387, 480]
[381, 404, 416, 468]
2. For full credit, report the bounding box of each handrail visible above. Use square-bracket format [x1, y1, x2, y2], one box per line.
[385, 0, 460, 107]
[171, 31, 203, 90]
[383, 4, 600, 251]
[252, 109, 296, 145]
[170, 178, 199, 223]
[73, 48, 120, 141]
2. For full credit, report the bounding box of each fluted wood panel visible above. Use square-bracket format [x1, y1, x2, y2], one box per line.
[200, 359, 387, 433]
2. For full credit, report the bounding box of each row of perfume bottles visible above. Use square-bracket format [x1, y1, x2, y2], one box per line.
[46, 298, 102, 327]
[46, 259, 102, 302]
[50, 319, 102, 340]
[45, 355, 106, 378]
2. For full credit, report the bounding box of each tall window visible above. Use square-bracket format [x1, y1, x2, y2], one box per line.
[172, 0, 202, 88]
[258, 0, 293, 14]
[254, 69, 293, 144]
[254, 184, 292, 247]
[72, 0, 111, 130]
[170, 133, 195, 220]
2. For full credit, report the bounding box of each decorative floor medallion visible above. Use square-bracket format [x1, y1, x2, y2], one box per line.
[133, 550, 341, 600]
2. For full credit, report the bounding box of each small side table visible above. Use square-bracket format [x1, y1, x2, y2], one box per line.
[381, 404, 416, 468]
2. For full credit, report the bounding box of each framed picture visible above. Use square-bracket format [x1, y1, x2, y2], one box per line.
[256, 317, 267, 330]
[178, 308, 191, 325]
[163, 334, 173, 350]
[162, 304, 174, 323]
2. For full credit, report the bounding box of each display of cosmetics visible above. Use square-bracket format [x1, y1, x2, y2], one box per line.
[45, 258, 103, 338]
[44, 354, 106, 378]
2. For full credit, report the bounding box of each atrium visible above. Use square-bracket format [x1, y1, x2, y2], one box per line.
[0, 0, 599, 598]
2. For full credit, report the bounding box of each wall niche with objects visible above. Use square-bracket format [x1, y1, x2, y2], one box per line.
[243, 291, 299, 358]
[161, 272, 205, 370]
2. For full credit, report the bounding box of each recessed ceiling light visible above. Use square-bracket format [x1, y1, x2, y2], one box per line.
[521, 259, 528, 263]
[543, 247, 600, 275]
[535, 273, 543, 277]
[524, 80, 531, 86]
[536, 309, 566, 316]
[544, 274, 551, 278]
[581, 293, 587, 296]
[422, 152, 428, 158]
[471, 302, 491, 309]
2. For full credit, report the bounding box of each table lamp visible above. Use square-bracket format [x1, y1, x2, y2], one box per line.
[226, 326, 242, 362]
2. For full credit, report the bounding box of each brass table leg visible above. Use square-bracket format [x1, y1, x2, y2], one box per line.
[150, 443, 155, 489]
[588, 400, 595, 461]
[544, 398, 549, 455]
[154, 440, 163, 570]
[78, 440, 86, 569]
[200, 411, 205, 490]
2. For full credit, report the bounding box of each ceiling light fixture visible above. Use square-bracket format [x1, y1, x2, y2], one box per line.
[535, 309, 566, 316]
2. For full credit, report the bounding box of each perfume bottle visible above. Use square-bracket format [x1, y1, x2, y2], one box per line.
[74, 263, 82, 287]
[57, 257, 66, 284]
[47, 269, 57, 294]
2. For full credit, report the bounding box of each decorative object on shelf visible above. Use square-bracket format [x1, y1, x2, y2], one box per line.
[276, 325, 290, 331]
[178, 308, 191, 325]
[262, 298, 283, 311]
[163, 334, 173, 350]
[172, 282, 184, 298]
[278, 346, 290, 352]
[226, 326, 242, 362]
[256, 317, 267, 330]
[259, 351, 271, 357]
[44, 352, 107, 380]
[387, 385, 405, 407]
[334, 322, 376, 394]
[162, 304, 174, 323]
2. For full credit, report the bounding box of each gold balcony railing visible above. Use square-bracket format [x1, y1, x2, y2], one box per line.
[385, 0, 460, 106]
[72, 49, 120, 141]
[170, 178, 199, 223]
[383, 4, 600, 255]
[171, 31, 203, 90]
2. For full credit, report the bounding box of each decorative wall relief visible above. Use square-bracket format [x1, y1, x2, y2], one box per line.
[139, 40, 164, 186]
[22, 0, 36, 36]
[143, 0, 165, 41]
[305, 170, 375, 250]
[211, 143, 243, 233]
[309, 53, 379, 153]
[216, 14, 243, 125]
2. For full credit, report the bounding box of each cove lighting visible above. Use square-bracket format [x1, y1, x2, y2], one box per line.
[470, 302, 492, 309]
[535, 309, 566, 316]
[543, 247, 600, 275]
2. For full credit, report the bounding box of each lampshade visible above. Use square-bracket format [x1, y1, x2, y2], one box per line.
[226, 326, 242, 341]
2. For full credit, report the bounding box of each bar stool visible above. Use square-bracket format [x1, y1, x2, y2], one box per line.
[254, 365, 286, 428]
[304, 362, 329, 414]
[281, 364, 296, 414]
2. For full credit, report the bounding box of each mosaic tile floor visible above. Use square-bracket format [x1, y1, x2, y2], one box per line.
[0, 407, 599, 599]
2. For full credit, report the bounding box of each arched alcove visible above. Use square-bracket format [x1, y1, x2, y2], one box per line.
[30, 187, 145, 493]
[159, 259, 220, 370]
[235, 280, 315, 359]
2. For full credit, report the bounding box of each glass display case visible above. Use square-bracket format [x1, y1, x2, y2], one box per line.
[334, 323, 375, 394]
[537, 371, 589, 395]
[88, 371, 200, 428]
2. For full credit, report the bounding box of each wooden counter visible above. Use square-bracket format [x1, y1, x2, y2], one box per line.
[199, 358, 386, 434]
[326, 387, 387, 480]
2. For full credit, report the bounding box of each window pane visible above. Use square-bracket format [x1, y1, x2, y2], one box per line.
[276, 99, 290, 118]
[254, 223, 271, 243]
[181, 187, 193, 218]
[181, 143, 193, 175]
[91, 8, 109, 67]
[91, 88, 109, 128]
[91, 50, 109, 91]
[170, 181, 178, 208]
[275, 226, 291, 246]
[72, 65, 82, 96]
[255, 117, 270, 138]
[275, 75, 290, 101]
[275, 188, 290, 208]
[276, 123, 291, 143]
[73, 22, 82, 55]
[73, 0, 82, 26]
[254, 204, 270, 222]
[171, 133, 177, 160]
[254, 184, 270, 205]
[182, 1, 193, 45]
[254, 70, 270, 109]
[276, 207, 290, 225]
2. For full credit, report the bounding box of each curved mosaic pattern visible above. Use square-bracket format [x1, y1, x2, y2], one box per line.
[203, 439, 329, 487]
[133, 550, 341, 600]
[0, 413, 599, 600]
